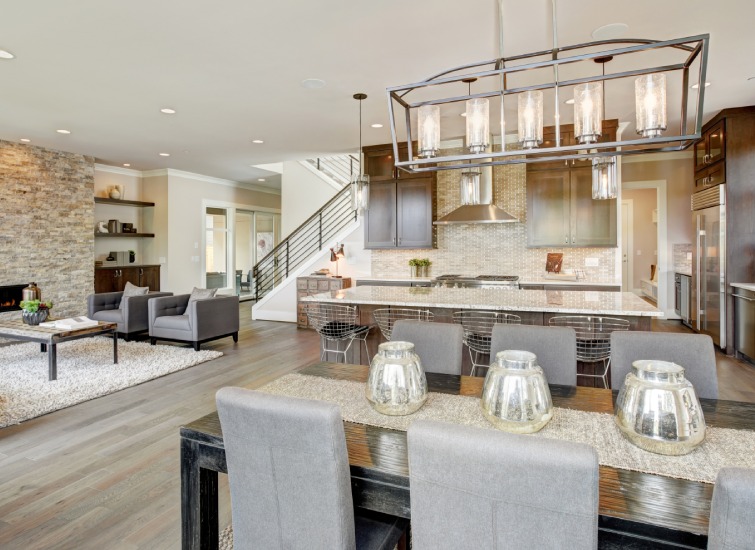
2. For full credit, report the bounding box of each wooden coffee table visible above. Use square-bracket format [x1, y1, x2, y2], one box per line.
[0, 319, 118, 381]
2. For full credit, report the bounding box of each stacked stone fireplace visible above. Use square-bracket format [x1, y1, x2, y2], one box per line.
[0, 140, 95, 326]
[0, 285, 26, 313]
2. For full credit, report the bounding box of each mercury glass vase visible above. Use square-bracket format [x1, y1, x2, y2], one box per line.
[365, 341, 428, 416]
[615, 360, 706, 455]
[480, 350, 553, 433]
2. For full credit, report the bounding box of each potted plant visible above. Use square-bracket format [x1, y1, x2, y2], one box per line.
[408, 258, 420, 278]
[19, 299, 53, 326]
[417, 258, 432, 278]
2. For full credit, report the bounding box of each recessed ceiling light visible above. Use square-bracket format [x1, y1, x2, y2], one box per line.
[159, 153, 170, 157]
[591, 23, 629, 41]
[20, 138, 30, 143]
[460, 113, 467, 117]
[56, 129, 71, 134]
[690, 82, 711, 89]
[160, 107, 176, 114]
[301, 78, 326, 89]
[123, 163, 131, 167]
[371, 123, 383, 128]
[748, 76, 755, 81]
[252, 139, 264, 144]
[0, 50, 14, 59]
[258, 178, 266, 182]
[564, 98, 575, 105]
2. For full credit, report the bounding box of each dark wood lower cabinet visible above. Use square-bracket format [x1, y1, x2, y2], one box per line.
[94, 265, 161, 293]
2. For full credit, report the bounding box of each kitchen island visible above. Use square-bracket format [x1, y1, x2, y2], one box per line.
[301, 286, 662, 379]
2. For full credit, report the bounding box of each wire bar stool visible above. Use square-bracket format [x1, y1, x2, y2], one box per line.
[453, 311, 521, 376]
[305, 303, 371, 364]
[548, 315, 630, 388]
[373, 308, 434, 341]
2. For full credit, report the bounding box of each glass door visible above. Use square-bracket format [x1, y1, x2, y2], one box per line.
[235, 211, 255, 297]
[205, 207, 230, 290]
[699, 207, 723, 346]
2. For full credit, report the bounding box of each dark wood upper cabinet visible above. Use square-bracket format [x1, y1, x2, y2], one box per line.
[364, 181, 397, 248]
[363, 142, 432, 180]
[694, 119, 726, 172]
[396, 179, 433, 248]
[570, 166, 617, 247]
[526, 170, 571, 246]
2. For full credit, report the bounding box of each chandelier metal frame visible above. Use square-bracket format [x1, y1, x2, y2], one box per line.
[386, 33, 709, 174]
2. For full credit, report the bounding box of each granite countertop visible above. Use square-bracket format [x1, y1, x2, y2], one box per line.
[355, 276, 620, 287]
[355, 276, 434, 283]
[674, 267, 693, 276]
[301, 286, 663, 317]
[731, 283, 755, 292]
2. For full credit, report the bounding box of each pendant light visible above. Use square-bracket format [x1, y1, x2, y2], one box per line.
[591, 56, 618, 200]
[461, 78, 482, 204]
[517, 90, 543, 149]
[574, 82, 602, 144]
[418, 104, 440, 158]
[350, 93, 369, 212]
[635, 74, 667, 138]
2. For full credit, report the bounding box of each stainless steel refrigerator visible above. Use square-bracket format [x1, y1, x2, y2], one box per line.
[691, 185, 726, 348]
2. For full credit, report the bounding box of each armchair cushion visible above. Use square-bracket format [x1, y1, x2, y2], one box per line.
[153, 314, 191, 331]
[88, 290, 172, 336]
[93, 309, 123, 324]
[149, 294, 239, 349]
[189, 287, 217, 303]
[119, 281, 149, 310]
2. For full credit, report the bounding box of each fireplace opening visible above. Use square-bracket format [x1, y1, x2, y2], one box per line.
[0, 285, 27, 312]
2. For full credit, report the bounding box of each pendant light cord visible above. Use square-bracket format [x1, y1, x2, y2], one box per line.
[359, 98, 362, 175]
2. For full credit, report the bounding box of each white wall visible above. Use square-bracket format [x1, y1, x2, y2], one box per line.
[93, 166, 145, 262]
[141, 174, 170, 288]
[281, 160, 340, 238]
[623, 188, 658, 288]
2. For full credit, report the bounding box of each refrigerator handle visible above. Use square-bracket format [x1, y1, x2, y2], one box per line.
[696, 217, 703, 328]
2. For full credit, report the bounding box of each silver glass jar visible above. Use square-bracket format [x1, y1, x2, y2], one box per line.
[480, 350, 554, 433]
[365, 341, 428, 416]
[614, 360, 706, 455]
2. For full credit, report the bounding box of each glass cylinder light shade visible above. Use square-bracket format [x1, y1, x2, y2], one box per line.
[592, 157, 617, 200]
[460, 169, 481, 205]
[417, 104, 440, 158]
[466, 98, 489, 154]
[574, 82, 603, 144]
[518, 90, 543, 149]
[350, 174, 370, 211]
[635, 74, 667, 138]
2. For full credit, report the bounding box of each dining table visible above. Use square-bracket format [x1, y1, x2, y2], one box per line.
[179, 361, 755, 550]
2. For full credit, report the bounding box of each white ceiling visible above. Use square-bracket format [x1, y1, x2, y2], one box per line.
[1, 0, 753, 188]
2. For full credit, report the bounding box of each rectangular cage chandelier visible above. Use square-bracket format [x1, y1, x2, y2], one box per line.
[385, 33, 709, 174]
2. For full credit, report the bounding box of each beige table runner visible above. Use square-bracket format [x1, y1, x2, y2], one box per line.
[259, 373, 755, 484]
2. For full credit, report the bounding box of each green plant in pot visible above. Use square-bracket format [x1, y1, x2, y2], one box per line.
[417, 258, 432, 277]
[20, 300, 53, 326]
[408, 258, 420, 278]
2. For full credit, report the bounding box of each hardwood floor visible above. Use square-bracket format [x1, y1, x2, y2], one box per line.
[0, 304, 753, 549]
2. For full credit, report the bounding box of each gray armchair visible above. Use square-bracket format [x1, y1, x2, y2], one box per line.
[87, 291, 173, 341]
[148, 294, 239, 351]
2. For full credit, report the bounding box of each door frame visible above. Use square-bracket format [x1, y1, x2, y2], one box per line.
[621, 180, 670, 317]
[620, 199, 634, 293]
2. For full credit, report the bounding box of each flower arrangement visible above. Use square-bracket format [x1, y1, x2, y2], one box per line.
[20, 300, 53, 313]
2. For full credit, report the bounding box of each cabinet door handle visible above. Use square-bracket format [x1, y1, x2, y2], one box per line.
[393, 237, 396, 245]
[398, 237, 402, 245]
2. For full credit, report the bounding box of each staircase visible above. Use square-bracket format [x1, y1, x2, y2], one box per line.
[253, 184, 356, 300]
[302, 155, 358, 187]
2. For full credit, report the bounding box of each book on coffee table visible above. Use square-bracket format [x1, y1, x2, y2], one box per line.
[39, 317, 99, 330]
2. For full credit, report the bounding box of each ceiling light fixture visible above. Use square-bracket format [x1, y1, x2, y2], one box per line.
[258, 178, 266, 182]
[160, 108, 176, 114]
[0, 50, 14, 59]
[350, 93, 370, 213]
[301, 78, 326, 89]
[252, 139, 264, 144]
[690, 82, 711, 89]
[385, 0, 709, 173]
[56, 129, 71, 134]
[371, 123, 383, 128]
[20, 138, 30, 143]
[591, 56, 618, 200]
[123, 163, 131, 167]
[159, 153, 170, 157]
[564, 98, 575, 105]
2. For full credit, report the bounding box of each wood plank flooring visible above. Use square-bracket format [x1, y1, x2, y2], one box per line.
[0, 303, 753, 549]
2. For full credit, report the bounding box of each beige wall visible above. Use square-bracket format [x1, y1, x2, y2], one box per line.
[94, 167, 145, 262]
[281, 160, 339, 239]
[623, 188, 658, 288]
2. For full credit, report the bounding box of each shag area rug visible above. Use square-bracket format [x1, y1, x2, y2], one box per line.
[0, 336, 222, 427]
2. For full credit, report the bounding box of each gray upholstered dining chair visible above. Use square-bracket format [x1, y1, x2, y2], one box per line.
[391, 320, 463, 375]
[407, 419, 598, 549]
[708, 467, 755, 549]
[609, 331, 718, 398]
[489, 324, 578, 386]
[216, 387, 408, 550]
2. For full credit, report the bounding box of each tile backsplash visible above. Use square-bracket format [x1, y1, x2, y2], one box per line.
[371, 145, 618, 282]
[673, 243, 692, 273]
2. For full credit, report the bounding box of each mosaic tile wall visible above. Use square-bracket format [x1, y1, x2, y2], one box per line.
[673, 243, 692, 273]
[0, 141, 95, 326]
[372, 145, 618, 281]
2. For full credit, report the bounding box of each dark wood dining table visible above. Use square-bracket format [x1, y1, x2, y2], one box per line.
[179, 362, 755, 550]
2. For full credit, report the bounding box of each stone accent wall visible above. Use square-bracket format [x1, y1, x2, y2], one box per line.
[372, 145, 617, 281]
[0, 140, 95, 322]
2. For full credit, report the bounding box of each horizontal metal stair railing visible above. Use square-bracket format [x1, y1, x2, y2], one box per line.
[253, 185, 356, 300]
[303, 155, 358, 187]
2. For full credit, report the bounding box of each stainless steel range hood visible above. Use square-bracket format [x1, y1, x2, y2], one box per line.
[433, 163, 518, 225]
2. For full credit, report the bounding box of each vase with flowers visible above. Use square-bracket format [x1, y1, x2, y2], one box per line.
[20, 300, 53, 325]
